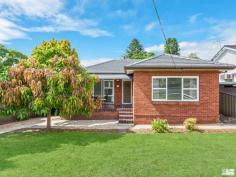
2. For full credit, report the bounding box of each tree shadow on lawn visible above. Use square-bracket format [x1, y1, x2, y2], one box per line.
[0, 131, 124, 171]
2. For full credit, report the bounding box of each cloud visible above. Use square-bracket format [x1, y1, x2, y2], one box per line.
[145, 19, 236, 60]
[0, 0, 111, 43]
[145, 41, 220, 60]
[0, 18, 28, 44]
[0, 0, 63, 18]
[110, 9, 137, 18]
[188, 13, 202, 24]
[72, 0, 90, 15]
[80, 58, 113, 67]
[23, 14, 112, 37]
[145, 44, 164, 53]
[145, 22, 157, 31]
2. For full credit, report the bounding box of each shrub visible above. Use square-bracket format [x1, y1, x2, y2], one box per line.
[184, 118, 197, 131]
[151, 119, 169, 133]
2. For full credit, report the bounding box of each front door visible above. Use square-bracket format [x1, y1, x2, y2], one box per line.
[122, 80, 132, 104]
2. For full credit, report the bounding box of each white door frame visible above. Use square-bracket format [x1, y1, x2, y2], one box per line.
[122, 80, 132, 104]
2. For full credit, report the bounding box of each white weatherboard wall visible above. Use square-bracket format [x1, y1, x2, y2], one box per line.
[214, 49, 236, 83]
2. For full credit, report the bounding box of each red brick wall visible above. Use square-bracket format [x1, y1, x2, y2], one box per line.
[72, 111, 119, 120]
[114, 79, 122, 107]
[133, 71, 220, 124]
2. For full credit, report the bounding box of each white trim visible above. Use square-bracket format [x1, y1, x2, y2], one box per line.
[122, 80, 132, 104]
[152, 76, 199, 102]
[212, 47, 236, 61]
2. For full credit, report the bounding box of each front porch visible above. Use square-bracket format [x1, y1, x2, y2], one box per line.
[94, 79, 133, 106]
[93, 79, 134, 123]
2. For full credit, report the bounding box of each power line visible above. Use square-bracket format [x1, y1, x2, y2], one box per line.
[152, 0, 177, 68]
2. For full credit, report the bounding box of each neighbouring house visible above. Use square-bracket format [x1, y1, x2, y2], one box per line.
[86, 54, 234, 124]
[212, 45, 236, 119]
[212, 45, 236, 84]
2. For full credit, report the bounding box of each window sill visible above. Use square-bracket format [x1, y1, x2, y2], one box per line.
[152, 101, 200, 105]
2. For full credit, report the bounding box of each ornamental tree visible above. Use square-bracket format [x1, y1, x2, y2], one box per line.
[0, 40, 100, 129]
[32, 38, 78, 64]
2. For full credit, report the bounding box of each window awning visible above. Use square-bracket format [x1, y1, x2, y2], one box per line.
[92, 74, 132, 80]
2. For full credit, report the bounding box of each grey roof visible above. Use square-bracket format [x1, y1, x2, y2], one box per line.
[93, 74, 132, 80]
[125, 54, 235, 70]
[224, 45, 236, 50]
[86, 59, 137, 74]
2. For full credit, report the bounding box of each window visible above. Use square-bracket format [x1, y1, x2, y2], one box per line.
[103, 80, 114, 103]
[94, 81, 102, 96]
[152, 76, 199, 101]
[93, 80, 114, 103]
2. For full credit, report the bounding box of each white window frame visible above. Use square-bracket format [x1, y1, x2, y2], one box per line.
[103, 80, 114, 104]
[93, 80, 114, 104]
[152, 76, 199, 102]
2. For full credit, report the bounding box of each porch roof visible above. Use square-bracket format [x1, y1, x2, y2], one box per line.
[86, 59, 137, 74]
[94, 73, 132, 80]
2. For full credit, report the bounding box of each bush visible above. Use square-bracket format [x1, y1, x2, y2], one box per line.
[151, 119, 169, 133]
[184, 118, 197, 131]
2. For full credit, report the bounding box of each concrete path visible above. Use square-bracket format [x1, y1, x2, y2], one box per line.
[0, 117, 45, 134]
[2, 117, 236, 134]
[32, 117, 133, 131]
[0, 117, 133, 134]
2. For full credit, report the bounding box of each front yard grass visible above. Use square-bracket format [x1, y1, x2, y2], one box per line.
[0, 131, 236, 177]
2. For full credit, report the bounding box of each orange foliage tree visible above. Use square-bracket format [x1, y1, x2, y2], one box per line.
[0, 39, 100, 129]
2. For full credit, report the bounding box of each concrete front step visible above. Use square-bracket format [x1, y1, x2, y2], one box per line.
[119, 119, 134, 124]
[117, 108, 133, 111]
[119, 114, 133, 118]
[119, 112, 133, 116]
[119, 111, 133, 114]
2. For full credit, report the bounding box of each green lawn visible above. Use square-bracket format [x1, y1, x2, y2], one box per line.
[0, 132, 236, 177]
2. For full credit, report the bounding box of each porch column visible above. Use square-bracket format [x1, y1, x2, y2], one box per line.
[114, 79, 122, 107]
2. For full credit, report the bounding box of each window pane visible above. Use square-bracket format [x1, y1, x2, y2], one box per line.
[104, 96, 113, 103]
[153, 89, 166, 100]
[153, 78, 166, 88]
[104, 88, 113, 95]
[167, 78, 182, 100]
[183, 90, 197, 100]
[104, 81, 113, 87]
[184, 78, 197, 88]
[94, 81, 102, 96]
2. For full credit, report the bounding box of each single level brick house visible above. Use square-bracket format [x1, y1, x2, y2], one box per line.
[86, 54, 235, 124]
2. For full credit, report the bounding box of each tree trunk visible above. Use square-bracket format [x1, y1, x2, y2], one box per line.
[47, 111, 51, 130]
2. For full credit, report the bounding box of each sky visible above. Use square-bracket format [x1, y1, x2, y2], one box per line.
[0, 0, 236, 66]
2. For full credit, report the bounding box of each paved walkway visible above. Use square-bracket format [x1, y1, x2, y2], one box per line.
[0, 118, 45, 134]
[1, 117, 236, 134]
[0, 117, 133, 134]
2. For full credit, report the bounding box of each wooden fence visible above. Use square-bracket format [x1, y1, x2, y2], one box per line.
[220, 92, 236, 117]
